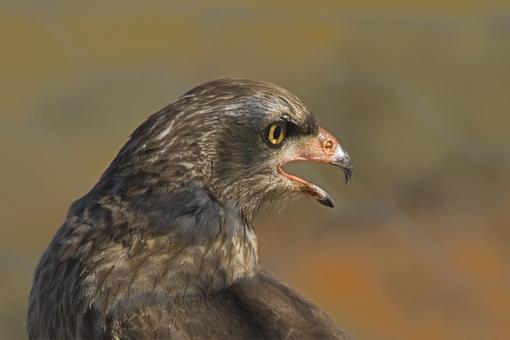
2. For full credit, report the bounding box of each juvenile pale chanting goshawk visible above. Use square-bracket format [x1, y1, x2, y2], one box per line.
[28, 79, 353, 339]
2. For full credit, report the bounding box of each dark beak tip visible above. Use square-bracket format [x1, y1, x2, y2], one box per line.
[344, 166, 353, 185]
[319, 192, 335, 208]
[331, 150, 353, 185]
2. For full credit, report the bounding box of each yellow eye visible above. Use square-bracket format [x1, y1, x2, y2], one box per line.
[267, 122, 286, 146]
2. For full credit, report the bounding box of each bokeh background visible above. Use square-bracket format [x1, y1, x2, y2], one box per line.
[2, 1, 510, 339]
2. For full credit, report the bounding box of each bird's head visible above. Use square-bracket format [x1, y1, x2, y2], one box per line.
[104, 79, 352, 220]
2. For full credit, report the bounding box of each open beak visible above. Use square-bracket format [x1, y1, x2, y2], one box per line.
[277, 127, 352, 208]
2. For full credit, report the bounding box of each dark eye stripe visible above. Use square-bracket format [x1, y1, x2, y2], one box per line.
[279, 114, 317, 135]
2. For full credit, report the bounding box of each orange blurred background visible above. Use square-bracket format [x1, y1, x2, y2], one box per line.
[1, 1, 510, 339]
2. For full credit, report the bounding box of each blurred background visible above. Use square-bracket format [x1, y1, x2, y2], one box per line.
[2, 1, 510, 339]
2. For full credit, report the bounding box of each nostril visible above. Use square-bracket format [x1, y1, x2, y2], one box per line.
[324, 140, 334, 151]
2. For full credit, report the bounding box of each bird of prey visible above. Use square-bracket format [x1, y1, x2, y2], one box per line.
[28, 79, 353, 339]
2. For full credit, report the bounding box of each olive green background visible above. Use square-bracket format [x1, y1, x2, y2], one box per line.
[2, 1, 510, 339]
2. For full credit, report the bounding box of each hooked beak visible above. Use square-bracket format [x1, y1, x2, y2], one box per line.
[277, 127, 353, 208]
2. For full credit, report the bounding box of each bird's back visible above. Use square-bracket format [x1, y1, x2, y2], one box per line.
[111, 271, 350, 339]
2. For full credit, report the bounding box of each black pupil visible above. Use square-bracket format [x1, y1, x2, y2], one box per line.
[273, 125, 281, 140]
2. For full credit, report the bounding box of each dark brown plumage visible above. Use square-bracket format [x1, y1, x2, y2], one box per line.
[27, 79, 353, 339]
